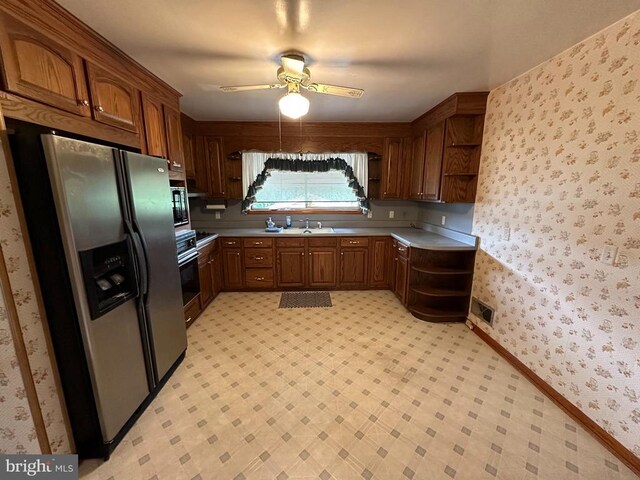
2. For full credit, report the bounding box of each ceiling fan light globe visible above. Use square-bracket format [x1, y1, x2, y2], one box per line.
[278, 92, 310, 119]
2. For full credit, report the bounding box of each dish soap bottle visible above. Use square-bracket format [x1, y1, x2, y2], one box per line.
[286, 215, 292, 228]
[266, 217, 275, 229]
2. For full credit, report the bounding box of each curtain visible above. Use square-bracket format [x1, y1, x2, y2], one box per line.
[242, 151, 368, 197]
[241, 151, 370, 213]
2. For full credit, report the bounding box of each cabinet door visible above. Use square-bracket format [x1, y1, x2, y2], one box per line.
[409, 133, 426, 200]
[382, 137, 403, 199]
[394, 255, 408, 304]
[164, 105, 184, 172]
[211, 247, 222, 297]
[141, 93, 167, 159]
[86, 62, 140, 133]
[340, 248, 368, 287]
[222, 249, 243, 289]
[0, 13, 90, 116]
[308, 248, 337, 288]
[277, 248, 306, 287]
[183, 131, 196, 179]
[206, 136, 225, 198]
[423, 122, 445, 200]
[369, 237, 390, 287]
[198, 256, 213, 307]
[194, 136, 210, 195]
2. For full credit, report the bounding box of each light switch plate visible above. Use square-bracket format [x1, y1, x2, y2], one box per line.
[389, 210, 394, 219]
[441, 216, 446, 225]
[602, 245, 617, 265]
[215, 211, 221, 219]
[367, 210, 373, 219]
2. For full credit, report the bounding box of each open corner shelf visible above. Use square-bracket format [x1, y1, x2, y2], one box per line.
[407, 248, 476, 324]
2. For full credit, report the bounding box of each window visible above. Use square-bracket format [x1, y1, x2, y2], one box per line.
[250, 170, 360, 211]
[242, 152, 369, 213]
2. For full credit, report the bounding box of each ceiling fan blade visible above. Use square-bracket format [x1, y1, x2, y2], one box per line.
[281, 54, 306, 77]
[304, 83, 364, 98]
[220, 84, 285, 92]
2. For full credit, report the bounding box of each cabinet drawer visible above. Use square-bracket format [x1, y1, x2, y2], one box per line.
[245, 268, 274, 288]
[340, 237, 369, 247]
[244, 248, 273, 267]
[244, 238, 273, 248]
[308, 237, 338, 247]
[184, 298, 201, 325]
[276, 238, 305, 247]
[397, 243, 409, 258]
[221, 238, 242, 248]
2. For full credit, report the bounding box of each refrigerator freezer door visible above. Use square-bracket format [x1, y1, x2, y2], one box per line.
[41, 135, 150, 442]
[122, 152, 187, 382]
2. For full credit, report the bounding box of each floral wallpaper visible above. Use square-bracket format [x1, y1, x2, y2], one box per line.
[0, 135, 72, 454]
[471, 11, 640, 456]
[0, 284, 38, 453]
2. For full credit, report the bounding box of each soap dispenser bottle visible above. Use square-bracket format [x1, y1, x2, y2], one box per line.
[266, 217, 275, 229]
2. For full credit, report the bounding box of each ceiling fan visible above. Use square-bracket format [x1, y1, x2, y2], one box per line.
[220, 53, 364, 119]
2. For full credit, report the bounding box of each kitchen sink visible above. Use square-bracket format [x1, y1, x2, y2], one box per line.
[279, 227, 335, 235]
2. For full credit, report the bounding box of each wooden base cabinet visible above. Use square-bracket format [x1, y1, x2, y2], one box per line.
[339, 237, 369, 288]
[192, 239, 222, 327]
[392, 240, 409, 304]
[369, 237, 391, 287]
[275, 238, 338, 289]
[407, 249, 475, 323]
[221, 238, 244, 290]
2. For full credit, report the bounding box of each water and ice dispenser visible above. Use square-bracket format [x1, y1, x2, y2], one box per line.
[79, 239, 138, 320]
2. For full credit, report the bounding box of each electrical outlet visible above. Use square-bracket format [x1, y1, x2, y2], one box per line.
[601, 245, 618, 265]
[389, 210, 394, 219]
[503, 223, 510, 241]
[615, 250, 628, 267]
[367, 210, 373, 219]
[441, 216, 446, 226]
[215, 211, 221, 220]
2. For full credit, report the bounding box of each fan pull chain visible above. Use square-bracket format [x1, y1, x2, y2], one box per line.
[278, 108, 282, 152]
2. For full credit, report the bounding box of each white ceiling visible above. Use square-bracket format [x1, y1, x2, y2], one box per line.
[57, 0, 640, 122]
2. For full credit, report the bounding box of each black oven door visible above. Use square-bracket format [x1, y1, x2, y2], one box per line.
[178, 253, 199, 306]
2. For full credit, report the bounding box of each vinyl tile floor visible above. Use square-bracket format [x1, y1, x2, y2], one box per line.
[80, 291, 638, 480]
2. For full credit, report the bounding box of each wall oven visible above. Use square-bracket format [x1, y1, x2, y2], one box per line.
[171, 186, 189, 227]
[176, 231, 199, 306]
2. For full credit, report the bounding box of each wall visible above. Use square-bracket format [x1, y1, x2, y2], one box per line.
[470, 10, 640, 457]
[190, 199, 419, 230]
[416, 202, 475, 234]
[0, 129, 72, 453]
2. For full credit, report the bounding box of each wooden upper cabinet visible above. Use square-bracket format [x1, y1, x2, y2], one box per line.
[382, 137, 403, 199]
[163, 105, 184, 171]
[206, 136, 225, 198]
[85, 62, 140, 133]
[182, 130, 195, 179]
[141, 93, 167, 158]
[409, 133, 426, 200]
[0, 13, 90, 116]
[423, 122, 445, 200]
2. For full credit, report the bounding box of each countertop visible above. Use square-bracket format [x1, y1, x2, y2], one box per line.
[195, 226, 476, 251]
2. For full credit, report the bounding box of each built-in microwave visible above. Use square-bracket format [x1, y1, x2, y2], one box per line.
[171, 186, 189, 226]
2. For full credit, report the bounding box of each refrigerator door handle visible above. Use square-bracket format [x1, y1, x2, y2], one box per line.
[131, 219, 150, 296]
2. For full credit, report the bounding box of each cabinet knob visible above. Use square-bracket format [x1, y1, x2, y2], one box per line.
[95, 105, 104, 112]
[236, 253, 240, 256]
[79, 99, 90, 106]
[341, 253, 344, 256]
[301, 252, 305, 256]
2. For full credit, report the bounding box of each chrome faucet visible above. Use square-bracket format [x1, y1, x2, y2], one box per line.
[298, 218, 310, 229]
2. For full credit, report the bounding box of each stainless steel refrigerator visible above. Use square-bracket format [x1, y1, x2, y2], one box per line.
[9, 125, 187, 459]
